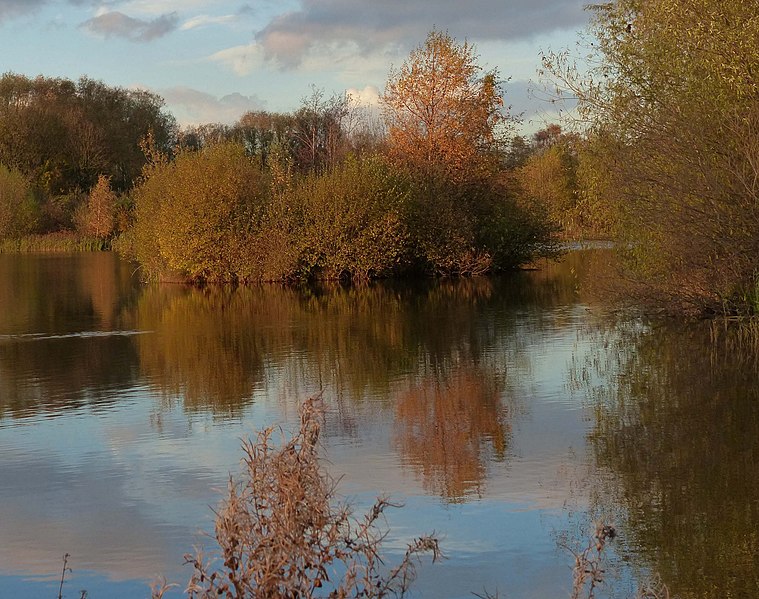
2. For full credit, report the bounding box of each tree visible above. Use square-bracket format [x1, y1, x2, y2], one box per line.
[0, 73, 177, 195]
[381, 29, 506, 181]
[75, 174, 116, 240]
[545, 0, 759, 313]
[380, 30, 557, 275]
[290, 86, 350, 172]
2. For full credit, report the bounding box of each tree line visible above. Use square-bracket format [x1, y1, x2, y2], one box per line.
[4, 2, 755, 314]
[1, 30, 573, 280]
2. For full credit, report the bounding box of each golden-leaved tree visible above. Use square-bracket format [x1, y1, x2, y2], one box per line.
[75, 174, 116, 240]
[546, 0, 759, 314]
[382, 29, 504, 182]
[381, 30, 557, 275]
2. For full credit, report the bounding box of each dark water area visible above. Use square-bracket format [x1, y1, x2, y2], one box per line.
[0, 251, 757, 598]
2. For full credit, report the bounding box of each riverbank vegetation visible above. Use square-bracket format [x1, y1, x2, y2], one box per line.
[0, 74, 175, 250]
[2, 7, 757, 312]
[126, 30, 560, 283]
[546, 0, 759, 315]
[0, 32, 564, 276]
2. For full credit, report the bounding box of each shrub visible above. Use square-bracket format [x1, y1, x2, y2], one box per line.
[408, 175, 560, 276]
[162, 397, 441, 598]
[132, 142, 269, 282]
[285, 155, 413, 281]
[546, 0, 759, 314]
[0, 164, 36, 240]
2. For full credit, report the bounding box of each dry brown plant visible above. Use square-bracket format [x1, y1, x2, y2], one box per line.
[566, 524, 672, 599]
[171, 397, 441, 598]
[567, 524, 617, 599]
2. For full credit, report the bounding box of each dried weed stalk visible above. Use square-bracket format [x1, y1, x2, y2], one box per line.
[566, 524, 672, 599]
[174, 397, 441, 598]
[567, 523, 618, 599]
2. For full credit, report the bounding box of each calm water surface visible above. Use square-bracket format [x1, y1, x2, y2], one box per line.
[0, 251, 757, 598]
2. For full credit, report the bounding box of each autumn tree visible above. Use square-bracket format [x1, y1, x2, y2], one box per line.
[380, 30, 557, 275]
[546, 0, 759, 313]
[381, 29, 505, 181]
[513, 125, 612, 240]
[75, 174, 117, 240]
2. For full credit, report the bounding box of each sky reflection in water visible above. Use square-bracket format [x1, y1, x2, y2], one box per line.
[4, 250, 755, 598]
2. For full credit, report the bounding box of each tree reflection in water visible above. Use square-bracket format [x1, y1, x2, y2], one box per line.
[0, 253, 140, 418]
[394, 365, 510, 500]
[585, 320, 759, 598]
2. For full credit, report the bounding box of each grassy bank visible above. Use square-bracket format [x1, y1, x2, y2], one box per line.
[0, 232, 110, 253]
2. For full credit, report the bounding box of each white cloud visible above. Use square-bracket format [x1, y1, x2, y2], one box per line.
[208, 42, 264, 76]
[114, 0, 224, 17]
[161, 86, 265, 125]
[180, 13, 236, 30]
[346, 85, 380, 107]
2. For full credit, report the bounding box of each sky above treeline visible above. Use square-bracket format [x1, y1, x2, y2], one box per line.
[0, 0, 589, 130]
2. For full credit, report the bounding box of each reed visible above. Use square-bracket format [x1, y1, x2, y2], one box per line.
[0, 232, 109, 253]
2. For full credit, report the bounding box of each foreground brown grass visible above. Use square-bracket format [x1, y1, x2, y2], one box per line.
[154, 397, 440, 598]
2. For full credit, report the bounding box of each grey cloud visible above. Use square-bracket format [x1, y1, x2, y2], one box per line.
[0, 0, 48, 21]
[81, 10, 179, 42]
[255, 0, 588, 67]
[0, 0, 104, 23]
[161, 86, 266, 125]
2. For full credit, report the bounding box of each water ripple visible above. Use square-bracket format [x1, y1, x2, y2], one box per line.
[0, 330, 153, 342]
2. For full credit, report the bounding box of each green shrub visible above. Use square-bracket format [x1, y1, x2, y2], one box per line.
[407, 175, 559, 275]
[285, 155, 413, 280]
[0, 164, 37, 240]
[132, 142, 269, 282]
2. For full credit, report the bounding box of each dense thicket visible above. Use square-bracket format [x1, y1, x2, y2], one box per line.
[0, 30, 566, 276]
[127, 31, 558, 283]
[547, 0, 759, 314]
[130, 145, 413, 282]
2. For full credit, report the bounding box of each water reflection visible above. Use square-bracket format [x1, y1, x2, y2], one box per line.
[0, 253, 141, 419]
[0, 249, 625, 597]
[587, 321, 759, 598]
[394, 365, 510, 500]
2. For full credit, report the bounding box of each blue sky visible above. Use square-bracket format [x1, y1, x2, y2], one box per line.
[0, 0, 589, 129]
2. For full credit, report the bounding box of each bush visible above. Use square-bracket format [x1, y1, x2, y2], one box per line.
[159, 397, 440, 598]
[0, 164, 36, 240]
[132, 142, 269, 282]
[408, 175, 560, 276]
[284, 155, 413, 280]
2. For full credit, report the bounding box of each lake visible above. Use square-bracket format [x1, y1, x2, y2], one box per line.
[1, 250, 757, 598]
